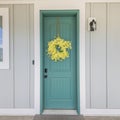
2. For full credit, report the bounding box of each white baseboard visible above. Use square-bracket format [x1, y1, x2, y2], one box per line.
[0, 109, 35, 115]
[43, 110, 78, 115]
[1, 108, 120, 116]
[82, 109, 120, 116]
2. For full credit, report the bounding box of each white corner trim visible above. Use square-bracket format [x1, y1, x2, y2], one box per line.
[43, 110, 78, 115]
[0, 109, 35, 115]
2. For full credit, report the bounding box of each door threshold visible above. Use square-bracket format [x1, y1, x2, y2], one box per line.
[42, 110, 78, 115]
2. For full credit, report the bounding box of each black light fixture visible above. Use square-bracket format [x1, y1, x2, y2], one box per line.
[88, 17, 97, 31]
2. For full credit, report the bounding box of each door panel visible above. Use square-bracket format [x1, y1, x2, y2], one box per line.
[43, 16, 77, 109]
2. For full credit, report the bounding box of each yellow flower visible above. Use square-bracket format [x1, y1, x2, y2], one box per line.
[47, 36, 72, 62]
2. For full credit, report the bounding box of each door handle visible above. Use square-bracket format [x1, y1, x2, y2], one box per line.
[44, 75, 47, 78]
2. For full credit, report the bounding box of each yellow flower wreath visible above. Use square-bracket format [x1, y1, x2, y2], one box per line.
[47, 36, 72, 62]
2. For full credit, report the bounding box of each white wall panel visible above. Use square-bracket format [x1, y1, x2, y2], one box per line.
[14, 4, 34, 108]
[0, 4, 13, 108]
[86, 3, 120, 109]
[29, 4, 34, 108]
[85, 3, 91, 108]
[107, 3, 120, 108]
[90, 3, 107, 108]
[0, 4, 34, 109]
[86, 3, 107, 108]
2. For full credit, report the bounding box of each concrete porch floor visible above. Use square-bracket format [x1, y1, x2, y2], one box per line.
[0, 116, 120, 120]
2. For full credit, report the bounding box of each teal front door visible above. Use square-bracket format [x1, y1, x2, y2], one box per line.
[43, 15, 77, 109]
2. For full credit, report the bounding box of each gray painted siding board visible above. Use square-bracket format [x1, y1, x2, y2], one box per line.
[107, 3, 120, 108]
[29, 4, 34, 108]
[86, 3, 120, 109]
[14, 4, 30, 108]
[0, 4, 14, 108]
[0, 4, 34, 108]
[86, 3, 107, 108]
[85, 3, 91, 108]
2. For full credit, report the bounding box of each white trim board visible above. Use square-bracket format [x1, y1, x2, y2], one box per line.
[0, 109, 35, 115]
[85, 0, 120, 2]
[0, 1, 35, 4]
[83, 109, 120, 116]
[42, 110, 78, 115]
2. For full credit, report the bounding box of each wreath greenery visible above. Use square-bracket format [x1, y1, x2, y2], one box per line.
[47, 35, 72, 62]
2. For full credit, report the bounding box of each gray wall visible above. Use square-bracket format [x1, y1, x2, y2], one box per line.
[0, 4, 34, 108]
[86, 3, 120, 109]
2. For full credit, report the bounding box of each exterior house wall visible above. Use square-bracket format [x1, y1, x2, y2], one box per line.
[86, 2, 120, 110]
[0, 0, 120, 116]
[0, 4, 34, 108]
[86, 3, 107, 109]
